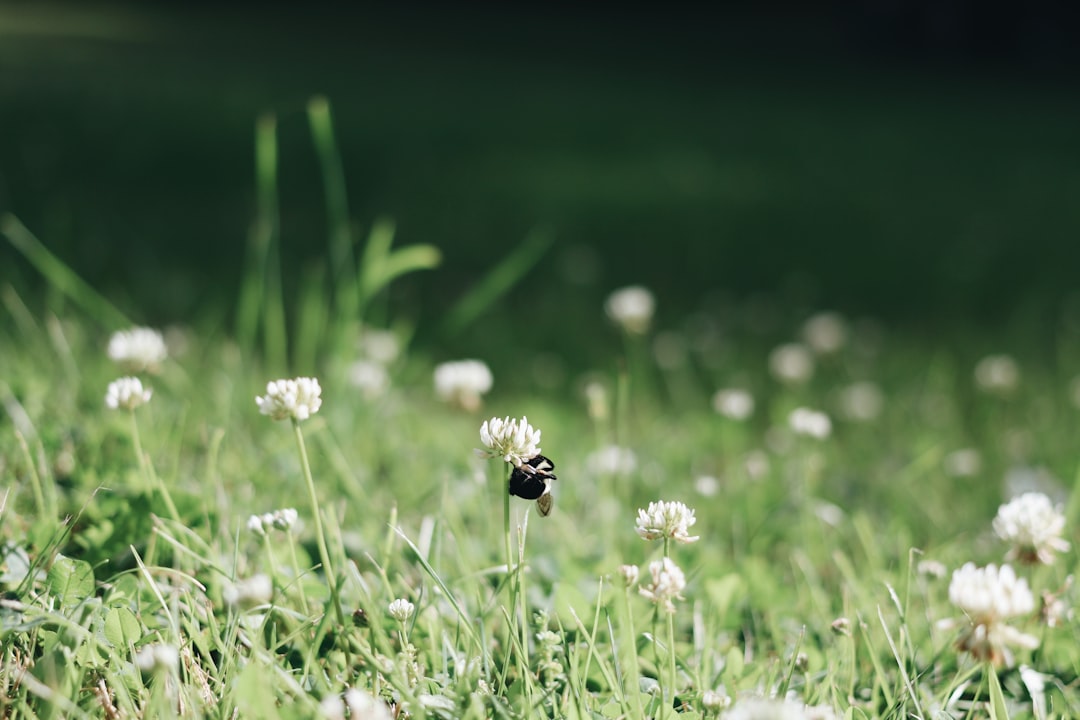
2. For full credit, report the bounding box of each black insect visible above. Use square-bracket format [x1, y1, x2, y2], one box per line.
[509, 455, 557, 516]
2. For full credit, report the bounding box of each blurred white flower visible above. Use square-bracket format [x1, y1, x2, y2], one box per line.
[586, 445, 638, 475]
[635, 500, 699, 543]
[713, 388, 755, 421]
[722, 696, 838, 720]
[695, 475, 720, 497]
[388, 598, 415, 622]
[105, 377, 152, 410]
[917, 559, 948, 578]
[224, 574, 273, 608]
[475, 416, 541, 467]
[836, 381, 884, 422]
[801, 311, 848, 355]
[769, 343, 815, 385]
[343, 689, 393, 720]
[702, 689, 732, 711]
[359, 327, 400, 365]
[434, 360, 493, 412]
[584, 380, 609, 421]
[246, 514, 266, 536]
[618, 564, 640, 587]
[943, 448, 982, 478]
[743, 450, 771, 480]
[134, 643, 179, 673]
[107, 326, 167, 373]
[348, 360, 390, 400]
[249, 507, 299, 536]
[256, 377, 322, 422]
[947, 562, 1038, 666]
[605, 285, 655, 334]
[974, 354, 1020, 394]
[638, 557, 686, 614]
[993, 492, 1070, 565]
[788, 407, 832, 440]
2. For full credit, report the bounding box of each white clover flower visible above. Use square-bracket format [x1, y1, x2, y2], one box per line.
[801, 311, 848, 355]
[255, 377, 322, 421]
[271, 507, 298, 531]
[224, 573, 273, 608]
[246, 514, 266, 536]
[348, 360, 390, 400]
[434, 360, 493, 412]
[947, 562, 1038, 666]
[105, 377, 153, 410]
[743, 450, 771, 480]
[585, 445, 638, 476]
[974, 354, 1020, 394]
[618, 564, 640, 587]
[639, 557, 686, 614]
[943, 448, 982, 478]
[768, 343, 815, 385]
[721, 697, 838, 720]
[388, 598, 415, 622]
[635, 500, 700, 544]
[359, 327, 400, 365]
[788, 407, 832, 440]
[605, 285, 655, 334]
[584, 381, 609, 421]
[107, 326, 167, 373]
[917, 559, 948, 578]
[695, 475, 720, 497]
[702, 689, 732, 711]
[475, 415, 541, 467]
[713, 388, 755, 421]
[343, 689, 393, 720]
[134, 643, 179, 673]
[993, 492, 1070, 565]
[836, 381, 884, 422]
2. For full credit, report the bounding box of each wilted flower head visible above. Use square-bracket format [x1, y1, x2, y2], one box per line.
[639, 557, 686, 613]
[713, 388, 755, 421]
[788, 407, 832, 440]
[105, 377, 152, 410]
[605, 285, 655, 334]
[388, 598, 415, 622]
[801, 311, 848, 355]
[223, 573, 273, 608]
[476, 415, 541, 467]
[975, 354, 1020, 394]
[108, 326, 167, 373]
[993, 492, 1070, 565]
[134, 643, 179, 674]
[769, 343, 815, 385]
[348, 360, 390, 400]
[256, 377, 322, 421]
[434, 360, 493, 411]
[635, 500, 700, 543]
[943, 448, 982, 478]
[586, 445, 638, 475]
[947, 562, 1038, 666]
[836, 381, 884, 422]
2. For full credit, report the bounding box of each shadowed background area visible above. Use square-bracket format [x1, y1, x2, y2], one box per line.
[2, 2, 1079, 367]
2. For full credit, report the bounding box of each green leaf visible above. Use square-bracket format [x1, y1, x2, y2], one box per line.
[46, 554, 95, 605]
[103, 607, 142, 649]
[988, 667, 1010, 720]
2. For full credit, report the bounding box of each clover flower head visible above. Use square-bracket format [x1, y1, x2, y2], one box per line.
[947, 562, 1038, 666]
[107, 326, 167, 373]
[435, 359, 493, 411]
[134, 643, 179, 674]
[359, 327, 400, 365]
[105, 377, 153, 410]
[702, 689, 732, 711]
[343, 689, 393, 720]
[246, 514, 266, 536]
[788, 407, 832, 440]
[223, 573, 273, 608]
[475, 415, 541, 467]
[975, 354, 1020, 394]
[618, 564, 640, 587]
[388, 598, 415, 622]
[256, 377, 322, 421]
[837, 381, 884, 422]
[605, 285, 655, 334]
[943, 448, 982, 478]
[586, 445, 638, 476]
[639, 557, 686, 614]
[993, 492, 1070, 565]
[635, 500, 699, 544]
[348, 360, 390, 400]
[713, 388, 755, 421]
[769, 343, 815, 384]
[801, 311, 849, 355]
[721, 696, 838, 720]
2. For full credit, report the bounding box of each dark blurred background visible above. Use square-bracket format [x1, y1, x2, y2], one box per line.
[2, 2, 1079, 363]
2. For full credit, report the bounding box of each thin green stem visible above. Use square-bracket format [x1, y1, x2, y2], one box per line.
[623, 584, 647, 720]
[131, 410, 180, 523]
[285, 530, 311, 615]
[666, 610, 678, 718]
[291, 420, 348, 631]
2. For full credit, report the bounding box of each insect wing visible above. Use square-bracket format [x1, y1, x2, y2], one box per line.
[536, 493, 553, 517]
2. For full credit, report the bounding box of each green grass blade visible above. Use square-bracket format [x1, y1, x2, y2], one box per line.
[987, 666, 1010, 720]
[443, 227, 552, 336]
[1, 214, 130, 328]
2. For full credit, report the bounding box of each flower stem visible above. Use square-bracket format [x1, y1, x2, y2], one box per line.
[292, 420, 347, 631]
[623, 584, 647, 720]
[666, 608, 678, 718]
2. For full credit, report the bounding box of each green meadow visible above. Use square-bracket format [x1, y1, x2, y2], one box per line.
[3, 5, 1080, 719]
